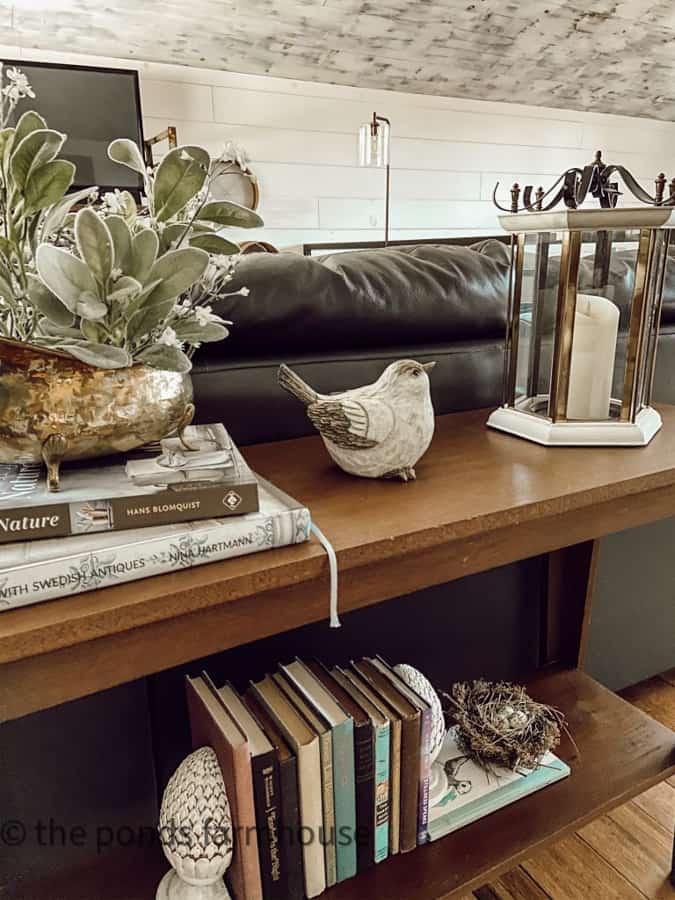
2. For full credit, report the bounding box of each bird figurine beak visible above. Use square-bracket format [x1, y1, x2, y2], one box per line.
[422, 362, 436, 371]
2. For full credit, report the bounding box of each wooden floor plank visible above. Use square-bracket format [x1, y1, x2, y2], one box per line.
[621, 678, 675, 731]
[578, 802, 675, 899]
[520, 834, 646, 900]
[631, 781, 675, 832]
[475, 867, 552, 899]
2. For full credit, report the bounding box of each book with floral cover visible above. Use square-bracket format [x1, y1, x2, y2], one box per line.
[0, 478, 310, 610]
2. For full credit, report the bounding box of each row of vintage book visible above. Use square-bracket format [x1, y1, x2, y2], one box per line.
[188, 657, 570, 900]
[0, 425, 311, 610]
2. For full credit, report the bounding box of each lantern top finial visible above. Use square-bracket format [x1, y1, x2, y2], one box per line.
[493, 149, 672, 215]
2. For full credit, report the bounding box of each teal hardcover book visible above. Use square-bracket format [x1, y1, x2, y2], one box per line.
[426, 727, 570, 842]
[281, 660, 358, 882]
[332, 666, 390, 866]
[373, 717, 391, 862]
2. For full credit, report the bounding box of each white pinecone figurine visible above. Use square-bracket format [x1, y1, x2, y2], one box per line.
[394, 664, 448, 807]
[156, 747, 233, 900]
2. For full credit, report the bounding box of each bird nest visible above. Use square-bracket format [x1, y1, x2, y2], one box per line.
[447, 679, 566, 773]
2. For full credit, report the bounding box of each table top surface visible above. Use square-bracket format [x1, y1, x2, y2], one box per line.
[2, 405, 675, 665]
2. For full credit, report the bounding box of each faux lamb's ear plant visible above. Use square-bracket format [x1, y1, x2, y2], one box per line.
[0, 65, 264, 371]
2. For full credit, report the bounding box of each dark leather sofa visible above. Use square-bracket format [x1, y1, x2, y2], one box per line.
[194, 239, 675, 444]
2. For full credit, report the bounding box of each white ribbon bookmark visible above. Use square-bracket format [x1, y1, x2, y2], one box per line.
[310, 522, 341, 628]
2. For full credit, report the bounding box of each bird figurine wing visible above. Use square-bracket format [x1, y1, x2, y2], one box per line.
[307, 397, 395, 449]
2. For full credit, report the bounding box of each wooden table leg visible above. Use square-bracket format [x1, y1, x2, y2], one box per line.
[542, 539, 600, 669]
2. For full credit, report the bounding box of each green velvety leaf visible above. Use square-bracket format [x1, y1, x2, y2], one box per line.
[158, 222, 187, 253]
[27, 274, 74, 326]
[153, 145, 210, 223]
[126, 296, 174, 340]
[10, 128, 66, 192]
[172, 319, 229, 342]
[75, 208, 114, 284]
[137, 343, 192, 373]
[55, 340, 132, 369]
[118, 190, 137, 225]
[189, 233, 239, 255]
[23, 160, 75, 213]
[108, 138, 147, 177]
[0, 236, 13, 262]
[145, 247, 208, 305]
[108, 275, 142, 304]
[0, 128, 15, 168]
[36, 320, 82, 340]
[0, 274, 14, 304]
[41, 186, 96, 241]
[13, 110, 46, 147]
[35, 244, 106, 319]
[195, 200, 263, 229]
[128, 229, 159, 282]
[80, 319, 107, 343]
[105, 215, 132, 272]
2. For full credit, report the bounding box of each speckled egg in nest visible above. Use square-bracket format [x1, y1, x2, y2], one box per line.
[448, 679, 565, 773]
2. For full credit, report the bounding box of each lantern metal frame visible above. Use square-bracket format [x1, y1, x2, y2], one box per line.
[487, 205, 673, 446]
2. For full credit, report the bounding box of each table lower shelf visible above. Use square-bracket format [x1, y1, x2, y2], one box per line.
[5, 668, 675, 900]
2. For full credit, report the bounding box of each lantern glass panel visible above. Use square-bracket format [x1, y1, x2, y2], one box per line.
[561, 228, 644, 421]
[513, 231, 565, 414]
[636, 229, 669, 412]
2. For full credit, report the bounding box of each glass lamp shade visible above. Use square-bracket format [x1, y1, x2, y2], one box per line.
[487, 207, 674, 446]
[358, 119, 390, 168]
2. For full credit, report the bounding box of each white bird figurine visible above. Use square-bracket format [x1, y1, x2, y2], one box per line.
[278, 359, 436, 481]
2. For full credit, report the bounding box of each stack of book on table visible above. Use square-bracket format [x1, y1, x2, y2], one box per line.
[0, 424, 311, 610]
[188, 657, 570, 899]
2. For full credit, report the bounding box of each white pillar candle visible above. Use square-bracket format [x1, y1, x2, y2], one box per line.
[566, 293, 620, 420]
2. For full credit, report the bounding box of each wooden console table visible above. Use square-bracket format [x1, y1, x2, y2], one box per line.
[2, 406, 675, 899]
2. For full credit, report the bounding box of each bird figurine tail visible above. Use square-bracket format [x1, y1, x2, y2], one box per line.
[278, 364, 318, 406]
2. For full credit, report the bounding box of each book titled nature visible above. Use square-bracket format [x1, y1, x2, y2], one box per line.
[425, 727, 570, 842]
[0, 479, 310, 610]
[0, 424, 257, 543]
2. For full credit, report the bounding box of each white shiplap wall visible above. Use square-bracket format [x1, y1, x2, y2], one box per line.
[4, 45, 675, 249]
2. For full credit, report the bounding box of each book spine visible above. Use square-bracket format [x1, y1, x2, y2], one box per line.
[0, 507, 311, 611]
[252, 752, 284, 900]
[318, 731, 337, 888]
[279, 757, 304, 900]
[107, 480, 259, 532]
[333, 719, 357, 882]
[388, 720, 401, 856]
[399, 717, 421, 853]
[353, 721, 375, 873]
[297, 742, 327, 899]
[373, 722, 390, 864]
[417, 706, 432, 845]
[0, 482, 259, 544]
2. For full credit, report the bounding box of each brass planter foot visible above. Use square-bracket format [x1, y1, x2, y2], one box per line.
[41, 433, 68, 492]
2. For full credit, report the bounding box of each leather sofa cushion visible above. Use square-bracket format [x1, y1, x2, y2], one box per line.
[205, 241, 510, 359]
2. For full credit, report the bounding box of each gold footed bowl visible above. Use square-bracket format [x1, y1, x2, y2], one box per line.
[0, 338, 194, 491]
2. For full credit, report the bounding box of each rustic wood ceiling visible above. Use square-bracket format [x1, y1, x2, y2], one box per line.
[3, 0, 674, 119]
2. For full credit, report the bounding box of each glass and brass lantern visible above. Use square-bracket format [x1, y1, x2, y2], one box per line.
[488, 152, 673, 446]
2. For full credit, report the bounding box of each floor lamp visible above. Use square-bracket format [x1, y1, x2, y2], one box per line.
[358, 112, 391, 246]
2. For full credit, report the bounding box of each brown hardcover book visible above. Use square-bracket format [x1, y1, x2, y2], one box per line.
[243, 690, 305, 900]
[352, 659, 421, 853]
[185, 676, 263, 900]
[212, 679, 283, 900]
[0, 424, 258, 543]
[273, 671, 337, 888]
[250, 675, 326, 899]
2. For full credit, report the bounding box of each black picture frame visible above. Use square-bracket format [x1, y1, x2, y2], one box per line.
[1, 58, 145, 199]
